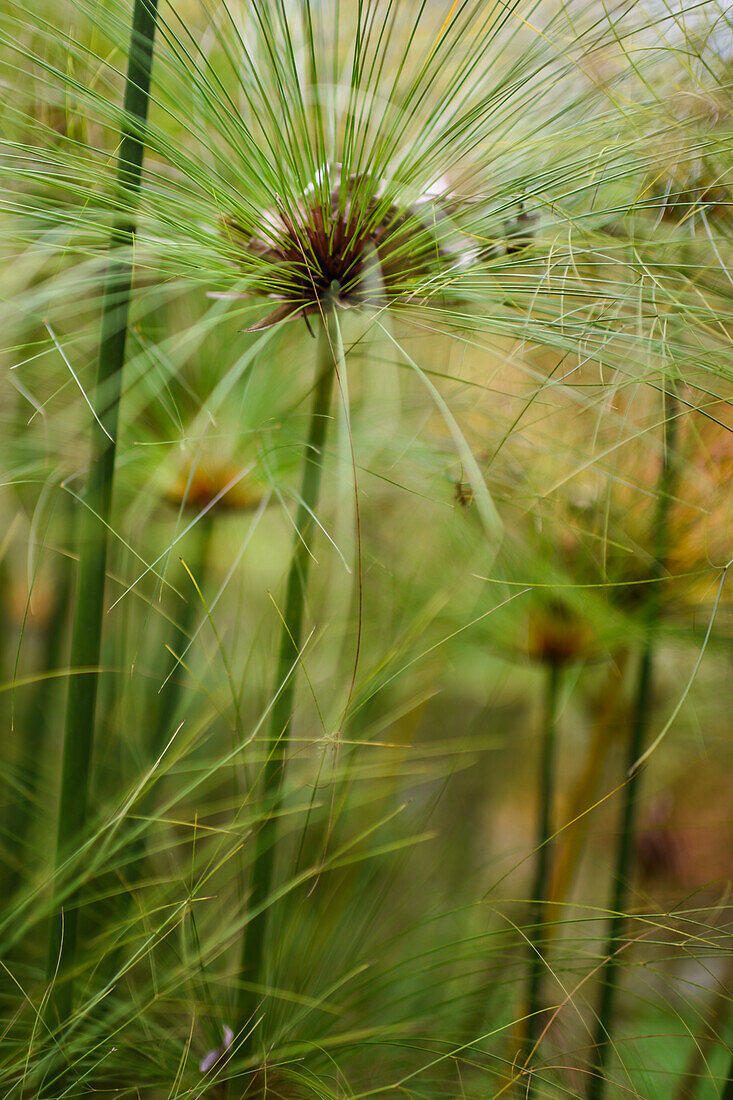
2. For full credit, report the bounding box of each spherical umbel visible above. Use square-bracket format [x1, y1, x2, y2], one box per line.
[220, 164, 484, 329]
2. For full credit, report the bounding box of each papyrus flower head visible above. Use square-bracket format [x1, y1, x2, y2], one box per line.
[219, 165, 482, 330]
[166, 456, 265, 514]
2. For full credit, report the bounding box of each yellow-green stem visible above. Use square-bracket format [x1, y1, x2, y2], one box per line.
[46, 0, 158, 1028]
[587, 383, 680, 1100]
[6, 556, 73, 898]
[525, 660, 561, 1094]
[548, 651, 629, 914]
[236, 310, 336, 1049]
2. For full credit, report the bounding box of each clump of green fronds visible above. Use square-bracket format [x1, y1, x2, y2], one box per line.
[0, 2, 732, 1100]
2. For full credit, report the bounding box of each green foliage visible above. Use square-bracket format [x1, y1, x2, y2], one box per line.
[0, 1, 732, 1098]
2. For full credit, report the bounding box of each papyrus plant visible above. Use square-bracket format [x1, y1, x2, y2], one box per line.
[3, 0, 730, 1095]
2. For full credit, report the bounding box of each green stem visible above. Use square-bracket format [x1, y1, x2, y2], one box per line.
[587, 648, 652, 1100]
[5, 556, 73, 897]
[236, 311, 336, 1049]
[587, 384, 680, 1100]
[525, 661, 561, 1090]
[548, 652, 629, 912]
[46, 0, 158, 1027]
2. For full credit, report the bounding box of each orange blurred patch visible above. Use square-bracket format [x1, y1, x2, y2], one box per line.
[166, 459, 265, 514]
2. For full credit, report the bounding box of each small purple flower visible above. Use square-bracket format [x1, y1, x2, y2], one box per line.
[200, 1025, 234, 1073]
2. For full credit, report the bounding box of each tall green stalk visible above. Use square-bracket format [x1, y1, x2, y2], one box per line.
[236, 309, 336, 1049]
[548, 652, 629, 911]
[525, 660, 561, 1091]
[587, 384, 680, 1100]
[6, 556, 73, 899]
[46, 0, 158, 1026]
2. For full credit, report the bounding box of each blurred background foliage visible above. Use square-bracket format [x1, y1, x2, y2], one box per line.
[0, 0, 731, 1097]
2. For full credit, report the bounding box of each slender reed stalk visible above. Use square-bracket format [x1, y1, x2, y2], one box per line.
[525, 660, 561, 1091]
[548, 652, 628, 914]
[46, 0, 158, 1025]
[587, 383, 680, 1100]
[6, 556, 73, 897]
[236, 307, 336, 1049]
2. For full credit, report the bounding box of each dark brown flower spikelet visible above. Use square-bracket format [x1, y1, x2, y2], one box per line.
[527, 600, 589, 666]
[223, 166, 475, 330]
